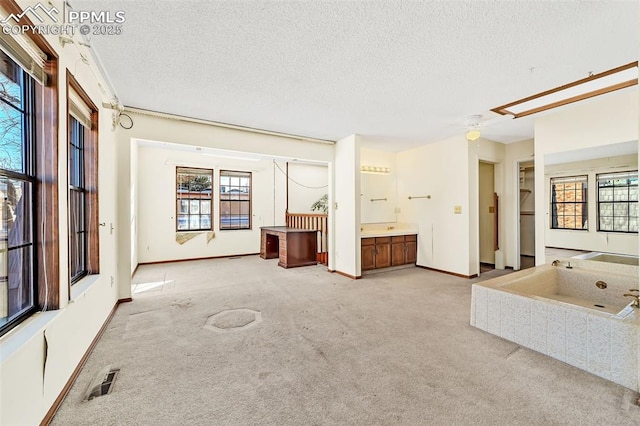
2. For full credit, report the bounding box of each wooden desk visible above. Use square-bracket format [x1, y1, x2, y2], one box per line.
[260, 227, 318, 268]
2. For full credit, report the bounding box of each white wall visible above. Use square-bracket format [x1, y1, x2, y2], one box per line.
[0, 1, 119, 423]
[285, 162, 328, 214]
[136, 146, 281, 263]
[332, 135, 361, 277]
[544, 154, 638, 255]
[535, 88, 639, 263]
[396, 135, 471, 276]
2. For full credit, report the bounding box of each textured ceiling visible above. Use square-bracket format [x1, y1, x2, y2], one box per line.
[84, 0, 639, 150]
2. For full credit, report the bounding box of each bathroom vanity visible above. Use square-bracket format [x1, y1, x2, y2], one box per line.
[361, 232, 417, 271]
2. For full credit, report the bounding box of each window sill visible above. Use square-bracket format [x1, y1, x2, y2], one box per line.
[0, 310, 59, 363]
[0, 275, 104, 363]
[70, 274, 101, 301]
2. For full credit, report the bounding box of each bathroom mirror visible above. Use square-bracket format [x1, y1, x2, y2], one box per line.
[543, 140, 639, 261]
[360, 172, 397, 223]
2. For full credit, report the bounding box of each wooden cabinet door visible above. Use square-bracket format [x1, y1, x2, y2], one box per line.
[405, 241, 417, 264]
[391, 242, 406, 266]
[375, 243, 391, 268]
[361, 244, 376, 271]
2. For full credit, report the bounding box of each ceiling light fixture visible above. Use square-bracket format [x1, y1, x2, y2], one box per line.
[465, 115, 482, 141]
[492, 61, 638, 118]
[465, 128, 481, 142]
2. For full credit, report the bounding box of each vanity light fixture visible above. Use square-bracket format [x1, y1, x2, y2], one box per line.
[492, 61, 638, 118]
[361, 165, 391, 174]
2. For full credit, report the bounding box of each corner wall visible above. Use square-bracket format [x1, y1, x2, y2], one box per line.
[396, 135, 471, 276]
[332, 135, 361, 277]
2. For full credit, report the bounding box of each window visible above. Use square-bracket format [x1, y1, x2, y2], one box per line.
[550, 175, 588, 230]
[176, 167, 212, 231]
[68, 73, 99, 284]
[0, 6, 59, 336]
[597, 171, 638, 233]
[0, 50, 36, 332]
[69, 117, 86, 282]
[220, 171, 251, 230]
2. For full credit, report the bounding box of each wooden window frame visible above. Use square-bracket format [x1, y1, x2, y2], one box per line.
[175, 167, 213, 232]
[219, 170, 252, 231]
[0, 0, 59, 335]
[66, 71, 99, 286]
[0, 52, 38, 334]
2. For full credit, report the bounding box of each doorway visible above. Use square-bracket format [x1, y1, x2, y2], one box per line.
[518, 161, 535, 270]
[479, 162, 496, 272]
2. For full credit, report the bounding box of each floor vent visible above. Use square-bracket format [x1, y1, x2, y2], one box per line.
[228, 256, 242, 260]
[85, 367, 120, 401]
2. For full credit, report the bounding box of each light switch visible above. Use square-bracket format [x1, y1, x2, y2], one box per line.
[454, 205, 462, 214]
[489, 206, 495, 213]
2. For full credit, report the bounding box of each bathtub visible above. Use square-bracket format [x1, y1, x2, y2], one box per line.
[471, 265, 639, 391]
[572, 251, 639, 266]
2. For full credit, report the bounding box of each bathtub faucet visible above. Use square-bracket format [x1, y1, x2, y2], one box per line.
[624, 289, 639, 308]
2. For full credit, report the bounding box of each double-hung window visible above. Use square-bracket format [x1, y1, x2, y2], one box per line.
[220, 171, 251, 230]
[68, 116, 87, 282]
[0, 50, 36, 331]
[176, 167, 213, 231]
[550, 175, 588, 230]
[597, 171, 638, 233]
[1, 8, 59, 336]
[68, 75, 99, 284]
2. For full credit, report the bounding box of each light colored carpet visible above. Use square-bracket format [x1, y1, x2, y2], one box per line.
[51, 256, 640, 425]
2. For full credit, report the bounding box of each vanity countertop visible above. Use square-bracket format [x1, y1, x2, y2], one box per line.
[360, 229, 418, 238]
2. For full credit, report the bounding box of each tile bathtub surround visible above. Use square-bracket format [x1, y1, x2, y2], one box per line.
[565, 310, 588, 370]
[471, 267, 640, 391]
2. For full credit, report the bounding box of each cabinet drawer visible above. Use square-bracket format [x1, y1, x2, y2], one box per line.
[405, 234, 417, 242]
[361, 238, 375, 246]
[375, 237, 391, 244]
[391, 236, 405, 243]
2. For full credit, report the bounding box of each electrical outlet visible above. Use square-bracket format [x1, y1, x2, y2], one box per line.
[454, 205, 462, 214]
